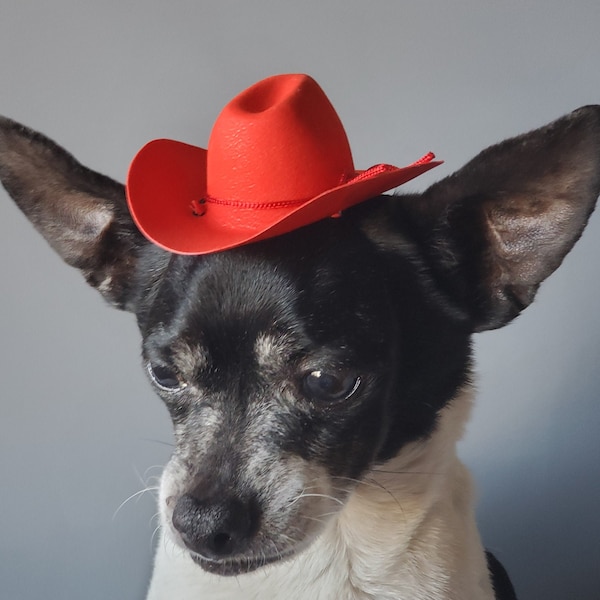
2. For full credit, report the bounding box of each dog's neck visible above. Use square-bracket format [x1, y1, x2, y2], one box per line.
[327, 386, 494, 599]
[147, 387, 495, 600]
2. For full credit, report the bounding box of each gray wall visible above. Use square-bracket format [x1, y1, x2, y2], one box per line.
[1, 2, 598, 599]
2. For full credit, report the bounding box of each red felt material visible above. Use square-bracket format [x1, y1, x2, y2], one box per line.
[126, 74, 442, 255]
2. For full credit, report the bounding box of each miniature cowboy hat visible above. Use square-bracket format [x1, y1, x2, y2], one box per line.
[126, 73, 442, 255]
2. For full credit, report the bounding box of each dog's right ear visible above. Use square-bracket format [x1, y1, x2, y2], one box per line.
[0, 116, 152, 311]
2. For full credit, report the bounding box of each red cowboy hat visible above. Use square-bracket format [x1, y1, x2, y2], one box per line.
[126, 74, 442, 255]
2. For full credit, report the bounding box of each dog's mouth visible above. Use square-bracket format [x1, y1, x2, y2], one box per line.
[161, 457, 349, 577]
[189, 548, 295, 576]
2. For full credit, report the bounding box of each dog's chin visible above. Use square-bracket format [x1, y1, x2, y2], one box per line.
[190, 549, 295, 576]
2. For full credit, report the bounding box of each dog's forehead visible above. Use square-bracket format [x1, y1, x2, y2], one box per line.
[141, 225, 395, 372]
[188, 252, 301, 329]
[160, 231, 365, 320]
[142, 249, 304, 359]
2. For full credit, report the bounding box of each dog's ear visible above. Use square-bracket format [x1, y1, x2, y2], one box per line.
[377, 106, 600, 331]
[0, 116, 151, 310]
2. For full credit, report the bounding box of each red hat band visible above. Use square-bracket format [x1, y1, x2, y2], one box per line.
[126, 74, 442, 254]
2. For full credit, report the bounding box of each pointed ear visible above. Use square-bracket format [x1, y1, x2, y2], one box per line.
[0, 116, 151, 310]
[380, 106, 600, 331]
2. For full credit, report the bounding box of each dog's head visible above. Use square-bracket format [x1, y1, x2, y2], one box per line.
[1, 107, 599, 575]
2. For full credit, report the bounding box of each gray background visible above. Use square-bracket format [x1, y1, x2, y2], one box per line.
[1, 2, 599, 599]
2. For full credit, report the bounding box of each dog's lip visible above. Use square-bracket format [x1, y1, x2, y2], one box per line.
[189, 548, 295, 576]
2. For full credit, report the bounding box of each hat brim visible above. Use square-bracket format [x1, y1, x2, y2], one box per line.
[126, 139, 442, 255]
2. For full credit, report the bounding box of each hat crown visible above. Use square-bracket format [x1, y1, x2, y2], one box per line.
[206, 74, 355, 205]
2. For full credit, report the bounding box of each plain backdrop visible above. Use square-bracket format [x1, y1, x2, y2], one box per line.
[1, 2, 599, 599]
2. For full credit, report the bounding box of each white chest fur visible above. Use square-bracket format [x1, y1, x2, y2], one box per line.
[146, 389, 495, 600]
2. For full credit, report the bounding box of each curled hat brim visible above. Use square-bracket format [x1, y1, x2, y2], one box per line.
[126, 138, 442, 255]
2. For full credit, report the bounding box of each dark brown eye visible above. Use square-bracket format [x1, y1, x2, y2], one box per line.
[302, 370, 361, 402]
[147, 363, 186, 392]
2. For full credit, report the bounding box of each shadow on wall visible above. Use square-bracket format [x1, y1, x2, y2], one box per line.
[475, 346, 600, 600]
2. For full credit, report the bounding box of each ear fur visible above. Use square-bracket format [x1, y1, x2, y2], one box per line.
[375, 106, 600, 331]
[0, 116, 149, 310]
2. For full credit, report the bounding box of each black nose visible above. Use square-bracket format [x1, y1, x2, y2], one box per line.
[172, 493, 260, 559]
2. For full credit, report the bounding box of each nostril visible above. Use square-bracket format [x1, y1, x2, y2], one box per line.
[211, 531, 234, 556]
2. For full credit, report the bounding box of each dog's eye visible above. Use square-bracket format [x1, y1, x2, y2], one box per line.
[147, 363, 187, 392]
[302, 370, 361, 402]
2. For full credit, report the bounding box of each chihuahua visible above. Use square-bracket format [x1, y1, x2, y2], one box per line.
[0, 100, 598, 599]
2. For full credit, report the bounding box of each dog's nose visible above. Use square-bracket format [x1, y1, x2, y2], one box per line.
[171, 493, 259, 559]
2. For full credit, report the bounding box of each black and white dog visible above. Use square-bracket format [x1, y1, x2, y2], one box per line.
[1, 103, 598, 599]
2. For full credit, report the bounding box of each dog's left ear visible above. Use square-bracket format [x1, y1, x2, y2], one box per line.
[379, 106, 600, 332]
[0, 117, 149, 310]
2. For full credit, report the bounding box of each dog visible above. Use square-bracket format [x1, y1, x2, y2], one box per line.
[1, 74, 598, 600]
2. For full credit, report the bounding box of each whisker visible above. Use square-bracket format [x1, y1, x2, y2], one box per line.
[300, 514, 328, 525]
[315, 511, 339, 520]
[287, 487, 307, 508]
[140, 438, 175, 448]
[149, 510, 161, 524]
[150, 523, 162, 548]
[291, 492, 344, 506]
[142, 464, 165, 481]
[112, 485, 160, 520]
[371, 469, 439, 476]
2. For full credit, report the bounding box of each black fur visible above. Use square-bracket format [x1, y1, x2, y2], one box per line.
[486, 551, 518, 600]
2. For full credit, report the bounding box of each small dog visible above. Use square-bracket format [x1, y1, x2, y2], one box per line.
[1, 75, 598, 600]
